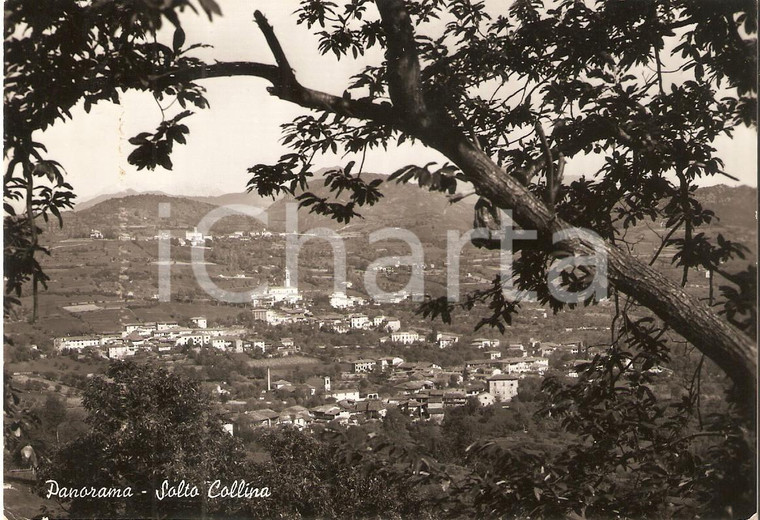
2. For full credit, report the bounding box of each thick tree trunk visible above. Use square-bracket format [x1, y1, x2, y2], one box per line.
[379, 0, 756, 404]
[432, 131, 757, 404]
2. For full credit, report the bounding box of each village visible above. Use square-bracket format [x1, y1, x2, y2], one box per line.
[41, 265, 629, 437]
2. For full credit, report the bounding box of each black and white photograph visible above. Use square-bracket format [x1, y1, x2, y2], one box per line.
[3, 1, 758, 518]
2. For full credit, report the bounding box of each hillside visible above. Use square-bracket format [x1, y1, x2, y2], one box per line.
[53, 194, 267, 239]
[74, 189, 171, 211]
[693, 184, 757, 230]
[51, 181, 755, 248]
[265, 173, 476, 240]
[75, 189, 277, 213]
[190, 191, 278, 209]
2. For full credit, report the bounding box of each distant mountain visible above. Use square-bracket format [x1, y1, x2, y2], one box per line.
[57, 194, 267, 239]
[59, 180, 755, 245]
[694, 184, 757, 230]
[265, 173, 476, 241]
[75, 189, 278, 212]
[189, 191, 278, 209]
[74, 189, 171, 211]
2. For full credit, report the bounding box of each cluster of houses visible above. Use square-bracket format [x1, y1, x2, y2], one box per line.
[91, 226, 266, 245]
[225, 367, 523, 433]
[53, 310, 586, 376]
[465, 357, 549, 375]
[52, 309, 434, 360]
[53, 316, 299, 359]
[243, 269, 408, 311]
[251, 306, 405, 338]
[329, 289, 410, 309]
[329, 291, 366, 309]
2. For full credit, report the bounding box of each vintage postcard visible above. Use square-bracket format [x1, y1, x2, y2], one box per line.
[4, 1, 757, 519]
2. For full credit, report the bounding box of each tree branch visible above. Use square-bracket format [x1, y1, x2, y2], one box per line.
[253, 11, 296, 86]
[376, 0, 431, 127]
[158, 10, 402, 128]
[157, 61, 398, 126]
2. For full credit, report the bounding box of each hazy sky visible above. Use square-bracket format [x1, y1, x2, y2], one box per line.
[36, 1, 757, 204]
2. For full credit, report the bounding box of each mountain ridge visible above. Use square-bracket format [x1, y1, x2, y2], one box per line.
[60, 182, 756, 241]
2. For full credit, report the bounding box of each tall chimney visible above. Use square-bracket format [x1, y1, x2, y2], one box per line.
[267, 368, 271, 392]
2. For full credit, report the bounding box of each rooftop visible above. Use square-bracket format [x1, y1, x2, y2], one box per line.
[487, 374, 520, 381]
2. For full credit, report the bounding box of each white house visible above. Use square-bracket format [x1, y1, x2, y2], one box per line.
[98, 333, 122, 346]
[500, 356, 548, 375]
[54, 336, 101, 351]
[477, 392, 497, 407]
[527, 357, 549, 374]
[539, 342, 561, 357]
[190, 316, 207, 329]
[372, 291, 408, 304]
[156, 321, 179, 331]
[436, 333, 459, 348]
[249, 339, 268, 353]
[378, 356, 404, 370]
[472, 338, 501, 349]
[271, 379, 293, 390]
[328, 388, 360, 401]
[330, 291, 364, 309]
[252, 308, 291, 326]
[125, 332, 147, 347]
[352, 359, 377, 373]
[250, 292, 275, 307]
[391, 330, 421, 345]
[349, 314, 370, 329]
[124, 323, 149, 335]
[562, 342, 582, 355]
[211, 337, 243, 352]
[175, 333, 208, 347]
[384, 318, 401, 332]
[186, 227, 205, 245]
[108, 344, 138, 359]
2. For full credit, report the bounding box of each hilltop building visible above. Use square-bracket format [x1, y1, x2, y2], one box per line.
[185, 227, 209, 246]
[251, 268, 302, 306]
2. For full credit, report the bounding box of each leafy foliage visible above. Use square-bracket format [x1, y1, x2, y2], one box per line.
[295, 160, 385, 222]
[3, 372, 42, 463]
[241, 427, 431, 519]
[241, 0, 757, 334]
[4, 0, 217, 318]
[127, 111, 193, 171]
[317, 316, 755, 519]
[38, 361, 249, 518]
[3, 217, 50, 318]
